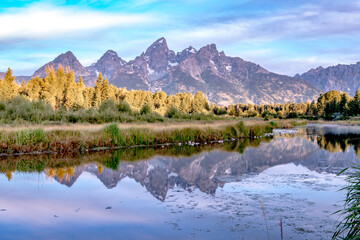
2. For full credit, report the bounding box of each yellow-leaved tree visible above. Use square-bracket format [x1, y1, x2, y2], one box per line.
[0, 68, 18, 100]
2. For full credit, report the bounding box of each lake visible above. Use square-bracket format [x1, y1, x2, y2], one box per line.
[1, 124, 359, 240]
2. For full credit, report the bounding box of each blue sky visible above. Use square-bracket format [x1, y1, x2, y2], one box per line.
[1, 0, 360, 76]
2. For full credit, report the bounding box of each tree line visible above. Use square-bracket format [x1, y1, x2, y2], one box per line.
[225, 90, 360, 120]
[1, 66, 360, 121]
[0, 66, 209, 115]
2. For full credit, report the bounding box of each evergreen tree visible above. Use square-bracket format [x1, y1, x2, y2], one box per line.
[339, 93, 349, 113]
[350, 89, 360, 116]
[101, 78, 110, 102]
[92, 73, 104, 108]
[62, 69, 77, 109]
[0, 68, 18, 100]
[19, 78, 28, 97]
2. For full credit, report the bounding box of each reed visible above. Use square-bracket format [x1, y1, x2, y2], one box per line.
[333, 166, 360, 239]
[260, 197, 270, 240]
[280, 215, 283, 240]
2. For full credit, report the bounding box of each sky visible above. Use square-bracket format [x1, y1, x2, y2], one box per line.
[1, 0, 360, 76]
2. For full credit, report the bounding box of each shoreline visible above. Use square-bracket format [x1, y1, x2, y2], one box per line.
[0, 120, 296, 156]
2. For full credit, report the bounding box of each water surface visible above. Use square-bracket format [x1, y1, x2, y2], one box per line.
[1, 124, 360, 240]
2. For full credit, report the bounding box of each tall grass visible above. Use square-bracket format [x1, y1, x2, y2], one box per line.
[15, 129, 47, 146]
[333, 166, 360, 239]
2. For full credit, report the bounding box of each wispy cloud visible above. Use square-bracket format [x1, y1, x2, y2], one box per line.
[0, 3, 155, 40]
[169, 2, 360, 46]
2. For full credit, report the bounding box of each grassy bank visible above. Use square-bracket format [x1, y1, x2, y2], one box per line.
[0, 120, 290, 155]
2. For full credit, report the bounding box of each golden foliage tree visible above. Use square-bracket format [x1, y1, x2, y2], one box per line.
[0, 68, 18, 100]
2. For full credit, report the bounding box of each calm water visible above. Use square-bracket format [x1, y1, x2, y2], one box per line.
[1, 124, 360, 240]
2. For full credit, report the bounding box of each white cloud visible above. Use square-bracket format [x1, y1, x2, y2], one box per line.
[0, 4, 155, 40]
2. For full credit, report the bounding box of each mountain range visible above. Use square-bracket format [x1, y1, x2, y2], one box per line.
[4, 37, 360, 104]
[295, 62, 360, 96]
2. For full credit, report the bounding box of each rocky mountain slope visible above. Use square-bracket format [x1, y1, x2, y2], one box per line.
[86, 50, 127, 86]
[109, 38, 320, 105]
[17, 38, 322, 105]
[295, 62, 360, 96]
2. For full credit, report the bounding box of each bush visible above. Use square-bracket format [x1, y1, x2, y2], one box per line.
[1, 97, 55, 123]
[138, 112, 164, 123]
[165, 106, 182, 118]
[213, 106, 227, 115]
[99, 99, 117, 113]
[286, 112, 298, 119]
[117, 101, 132, 114]
[140, 104, 151, 115]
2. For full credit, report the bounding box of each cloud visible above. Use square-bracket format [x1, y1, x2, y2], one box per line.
[0, 3, 156, 40]
[168, 1, 360, 46]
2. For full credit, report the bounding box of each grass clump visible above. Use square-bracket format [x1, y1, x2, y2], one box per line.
[103, 123, 125, 146]
[222, 125, 238, 139]
[15, 129, 47, 146]
[333, 166, 360, 240]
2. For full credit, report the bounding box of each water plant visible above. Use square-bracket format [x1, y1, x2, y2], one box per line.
[333, 166, 360, 239]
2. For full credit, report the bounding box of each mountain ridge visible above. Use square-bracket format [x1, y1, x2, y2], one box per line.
[296, 62, 360, 96]
[4, 37, 323, 105]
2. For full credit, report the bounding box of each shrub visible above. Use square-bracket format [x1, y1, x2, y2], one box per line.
[99, 99, 117, 113]
[213, 106, 227, 115]
[165, 106, 182, 118]
[140, 104, 151, 115]
[138, 112, 164, 123]
[117, 101, 132, 114]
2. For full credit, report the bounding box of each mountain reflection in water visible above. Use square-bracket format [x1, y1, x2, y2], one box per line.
[1, 124, 360, 201]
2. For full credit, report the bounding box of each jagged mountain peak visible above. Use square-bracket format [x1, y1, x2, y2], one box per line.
[105, 49, 117, 55]
[185, 46, 197, 53]
[25, 37, 322, 105]
[142, 37, 176, 76]
[176, 46, 197, 62]
[197, 44, 220, 60]
[53, 51, 78, 63]
[201, 43, 218, 53]
[95, 49, 126, 66]
[32, 50, 89, 78]
[86, 49, 127, 82]
[145, 37, 169, 57]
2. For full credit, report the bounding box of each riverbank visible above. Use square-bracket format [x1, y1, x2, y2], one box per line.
[0, 119, 306, 155]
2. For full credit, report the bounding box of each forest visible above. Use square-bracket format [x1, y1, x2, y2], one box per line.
[0, 66, 359, 124]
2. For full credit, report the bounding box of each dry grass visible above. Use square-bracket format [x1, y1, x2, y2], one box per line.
[0, 119, 307, 133]
[0, 120, 240, 132]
